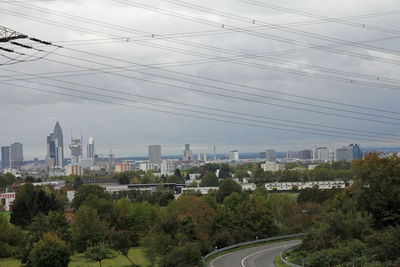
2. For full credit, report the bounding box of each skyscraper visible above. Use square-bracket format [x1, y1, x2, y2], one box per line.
[47, 122, 64, 168]
[10, 142, 23, 169]
[335, 146, 353, 162]
[298, 149, 312, 160]
[148, 145, 161, 164]
[87, 136, 95, 159]
[349, 144, 363, 160]
[317, 147, 330, 162]
[183, 144, 192, 161]
[1, 146, 10, 169]
[229, 150, 239, 161]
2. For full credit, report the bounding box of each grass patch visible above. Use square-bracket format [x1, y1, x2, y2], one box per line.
[284, 192, 299, 201]
[0, 211, 11, 225]
[0, 247, 150, 267]
[274, 254, 290, 267]
[204, 236, 302, 264]
[70, 247, 150, 267]
[0, 258, 21, 267]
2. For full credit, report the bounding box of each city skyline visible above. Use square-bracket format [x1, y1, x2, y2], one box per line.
[0, 0, 399, 161]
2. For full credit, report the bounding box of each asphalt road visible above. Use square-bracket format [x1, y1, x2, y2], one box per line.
[208, 239, 302, 267]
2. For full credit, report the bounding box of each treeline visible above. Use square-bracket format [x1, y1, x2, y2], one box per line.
[289, 153, 400, 267]
[0, 177, 339, 266]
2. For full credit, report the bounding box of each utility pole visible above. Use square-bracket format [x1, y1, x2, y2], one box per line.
[0, 26, 27, 43]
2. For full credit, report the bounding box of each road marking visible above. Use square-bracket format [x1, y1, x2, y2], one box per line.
[210, 252, 233, 267]
[241, 241, 301, 267]
[241, 245, 285, 267]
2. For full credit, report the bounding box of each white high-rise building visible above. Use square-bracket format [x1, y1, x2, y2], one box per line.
[335, 147, 353, 162]
[148, 145, 161, 164]
[317, 147, 330, 162]
[87, 136, 95, 159]
[229, 150, 239, 161]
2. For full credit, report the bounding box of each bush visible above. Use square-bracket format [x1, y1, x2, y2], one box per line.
[29, 232, 71, 267]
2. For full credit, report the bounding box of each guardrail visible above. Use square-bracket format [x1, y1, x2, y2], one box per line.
[280, 244, 302, 267]
[202, 232, 306, 263]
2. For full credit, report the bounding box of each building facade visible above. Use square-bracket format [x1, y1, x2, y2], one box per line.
[148, 145, 161, 164]
[87, 136, 95, 159]
[350, 144, 362, 160]
[298, 149, 312, 160]
[335, 146, 353, 162]
[46, 122, 64, 168]
[229, 150, 239, 161]
[10, 142, 23, 169]
[183, 144, 193, 161]
[317, 147, 330, 162]
[1, 146, 10, 169]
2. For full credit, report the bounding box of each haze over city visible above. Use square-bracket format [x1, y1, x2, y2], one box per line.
[1, 0, 399, 160]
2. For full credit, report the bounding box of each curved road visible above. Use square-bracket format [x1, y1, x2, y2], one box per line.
[209, 239, 301, 267]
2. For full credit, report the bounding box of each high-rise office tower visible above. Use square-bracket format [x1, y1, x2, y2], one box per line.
[47, 122, 64, 168]
[148, 145, 161, 164]
[87, 136, 95, 159]
[229, 150, 239, 161]
[265, 149, 276, 162]
[349, 144, 363, 160]
[335, 146, 353, 162]
[10, 142, 23, 169]
[298, 149, 313, 160]
[1, 146, 10, 169]
[317, 147, 330, 162]
[183, 144, 192, 161]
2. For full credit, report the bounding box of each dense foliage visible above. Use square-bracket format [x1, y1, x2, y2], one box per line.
[290, 153, 400, 267]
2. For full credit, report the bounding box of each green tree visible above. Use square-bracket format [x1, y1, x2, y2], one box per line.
[218, 164, 231, 178]
[353, 153, 400, 226]
[71, 184, 111, 209]
[29, 232, 71, 267]
[140, 233, 174, 266]
[110, 230, 138, 266]
[0, 173, 16, 187]
[200, 173, 219, 187]
[216, 178, 242, 203]
[84, 244, 115, 267]
[160, 242, 202, 267]
[10, 183, 63, 228]
[0, 216, 24, 258]
[72, 206, 106, 252]
[28, 211, 71, 243]
[166, 175, 183, 184]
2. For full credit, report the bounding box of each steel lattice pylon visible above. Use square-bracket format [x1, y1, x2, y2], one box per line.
[0, 26, 28, 42]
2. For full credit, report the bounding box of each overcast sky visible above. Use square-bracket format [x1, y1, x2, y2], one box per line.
[1, 0, 400, 160]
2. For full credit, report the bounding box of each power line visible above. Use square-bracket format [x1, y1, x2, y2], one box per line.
[1, 19, 397, 117]
[159, 0, 400, 56]
[3, 3, 400, 121]
[3, 79, 397, 143]
[4, 2, 400, 67]
[238, 0, 400, 35]
[3, 37, 400, 120]
[3, 2, 400, 92]
[41, 48, 400, 121]
[2, 67, 396, 139]
[114, 0, 400, 64]
[6, 48, 400, 127]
